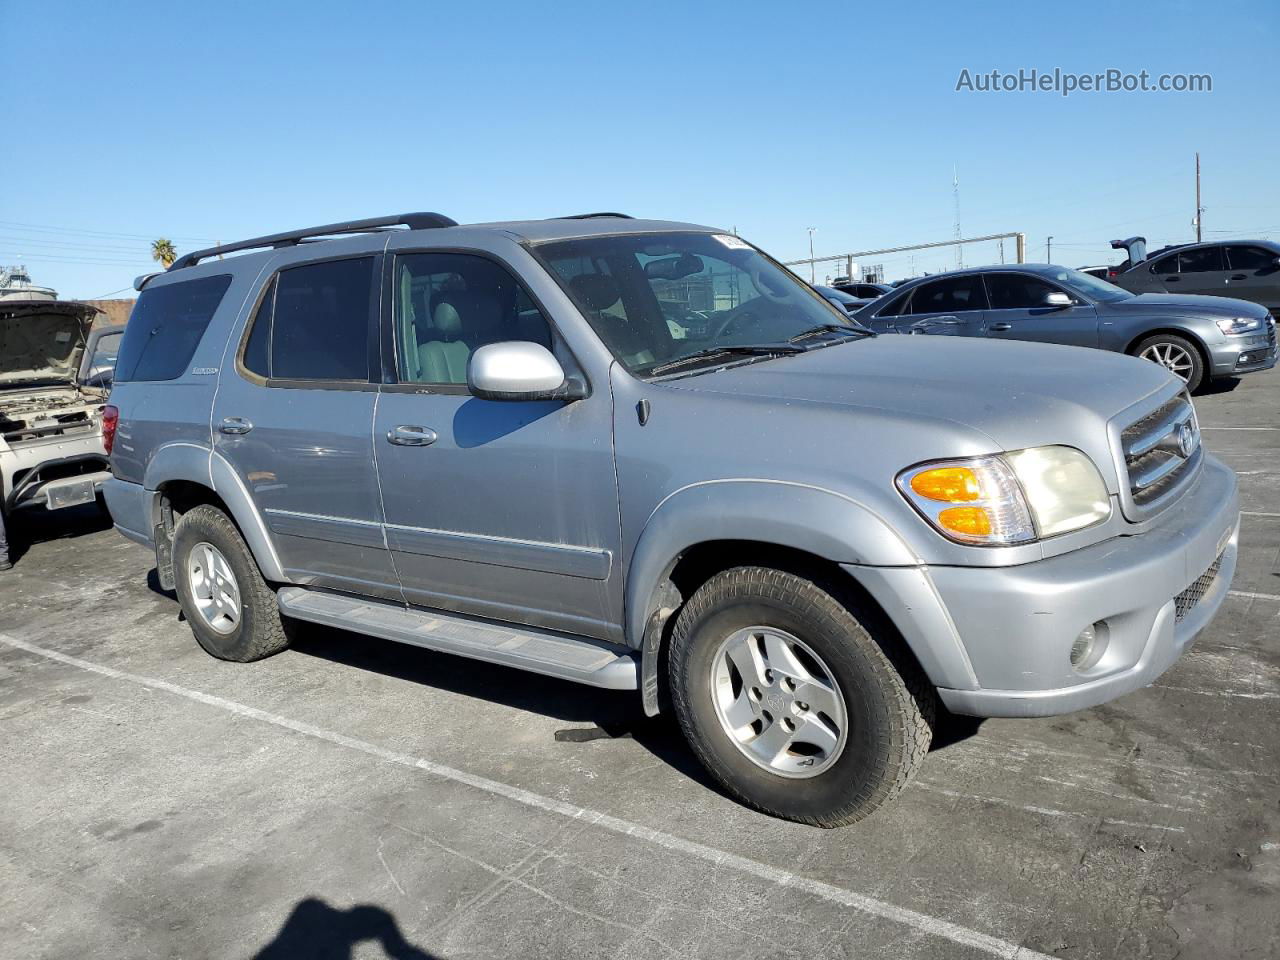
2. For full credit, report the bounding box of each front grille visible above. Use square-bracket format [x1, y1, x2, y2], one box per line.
[1175, 552, 1224, 622]
[1119, 393, 1201, 511]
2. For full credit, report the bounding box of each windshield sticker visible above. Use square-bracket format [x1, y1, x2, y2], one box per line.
[713, 234, 752, 251]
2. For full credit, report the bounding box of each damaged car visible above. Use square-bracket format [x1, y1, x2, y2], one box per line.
[1, 300, 115, 566]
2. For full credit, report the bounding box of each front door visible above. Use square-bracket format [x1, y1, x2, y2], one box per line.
[981, 272, 1099, 347]
[372, 249, 622, 641]
[212, 253, 399, 599]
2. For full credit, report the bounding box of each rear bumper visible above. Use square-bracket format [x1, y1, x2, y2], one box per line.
[104, 475, 154, 546]
[851, 455, 1239, 718]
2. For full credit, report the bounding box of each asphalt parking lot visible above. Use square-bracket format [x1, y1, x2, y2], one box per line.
[1, 373, 1277, 960]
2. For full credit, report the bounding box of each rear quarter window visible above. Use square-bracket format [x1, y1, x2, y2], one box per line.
[115, 274, 232, 382]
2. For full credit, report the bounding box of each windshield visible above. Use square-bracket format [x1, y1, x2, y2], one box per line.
[1050, 267, 1132, 303]
[537, 232, 855, 376]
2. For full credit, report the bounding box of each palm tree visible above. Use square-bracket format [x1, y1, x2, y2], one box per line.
[151, 238, 177, 268]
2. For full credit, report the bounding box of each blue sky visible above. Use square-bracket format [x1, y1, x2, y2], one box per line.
[3, 0, 1277, 297]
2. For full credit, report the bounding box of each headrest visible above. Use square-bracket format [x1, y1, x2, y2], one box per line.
[430, 291, 502, 340]
[432, 302, 462, 336]
[569, 273, 621, 312]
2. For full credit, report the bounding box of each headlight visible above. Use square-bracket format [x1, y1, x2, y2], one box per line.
[898, 446, 1111, 545]
[1216, 316, 1264, 335]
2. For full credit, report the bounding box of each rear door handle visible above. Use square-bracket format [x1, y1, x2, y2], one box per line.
[1165, 276, 1180, 281]
[218, 417, 253, 435]
[1229, 274, 1247, 280]
[988, 322, 1013, 331]
[387, 425, 438, 447]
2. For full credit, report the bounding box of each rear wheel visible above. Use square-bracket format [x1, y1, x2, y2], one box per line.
[668, 567, 934, 827]
[172, 505, 291, 662]
[1134, 333, 1205, 392]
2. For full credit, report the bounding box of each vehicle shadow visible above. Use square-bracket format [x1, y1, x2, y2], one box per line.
[287, 622, 732, 797]
[252, 896, 436, 959]
[1197, 377, 1241, 396]
[2, 500, 112, 566]
[287, 619, 978, 799]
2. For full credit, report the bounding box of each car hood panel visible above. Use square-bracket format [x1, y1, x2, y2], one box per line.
[0, 302, 96, 388]
[1110, 293, 1269, 318]
[668, 335, 1175, 487]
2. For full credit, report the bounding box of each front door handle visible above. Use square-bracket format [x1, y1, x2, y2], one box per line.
[218, 417, 253, 435]
[387, 425, 438, 447]
[989, 322, 1013, 331]
[1165, 276, 1180, 282]
[1229, 274, 1247, 281]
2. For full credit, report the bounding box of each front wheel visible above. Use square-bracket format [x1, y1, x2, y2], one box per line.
[668, 567, 934, 827]
[1133, 333, 1205, 392]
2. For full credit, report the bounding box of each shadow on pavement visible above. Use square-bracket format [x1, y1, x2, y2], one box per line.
[252, 897, 436, 959]
[2, 500, 112, 566]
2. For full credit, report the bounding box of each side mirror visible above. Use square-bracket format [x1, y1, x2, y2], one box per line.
[467, 341, 587, 402]
[1043, 291, 1073, 308]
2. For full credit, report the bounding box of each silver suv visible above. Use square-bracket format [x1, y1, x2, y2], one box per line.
[104, 213, 1239, 826]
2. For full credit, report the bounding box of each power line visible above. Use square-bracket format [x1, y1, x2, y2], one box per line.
[0, 219, 215, 243]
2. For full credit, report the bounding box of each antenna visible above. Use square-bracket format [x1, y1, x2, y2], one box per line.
[952, 166, 963, 270]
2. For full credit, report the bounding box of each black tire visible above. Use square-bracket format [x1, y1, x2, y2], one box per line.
[1132, 333, 1205, 393]
[668, 567, 934, 827]
[172, 504, 291, 662]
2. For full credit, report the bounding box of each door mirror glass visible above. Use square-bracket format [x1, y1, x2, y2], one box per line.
[1043, 291, 1073, 307]
[467, 341, 585, 402]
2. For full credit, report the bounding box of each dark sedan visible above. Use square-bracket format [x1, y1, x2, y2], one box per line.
[852, 263, 1277, 392]
[1111, 239, 1280, 316]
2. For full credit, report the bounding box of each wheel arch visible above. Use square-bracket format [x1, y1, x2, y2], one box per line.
[624, 480, 922, 715]
[144, 443, 287, 583]
[1125, 325, 1212, 374]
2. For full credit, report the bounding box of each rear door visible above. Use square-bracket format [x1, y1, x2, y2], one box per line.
[1144, 252, 1181, 293]
[894, 274, 987, 336]
[1224, 245, 1280, 312]
[212, 251, 399, 599]
[982, 272, 1099, 347]
[1174, 245, 1230, 297]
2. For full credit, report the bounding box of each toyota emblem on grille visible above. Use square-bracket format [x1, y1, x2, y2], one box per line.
[1177, 421, 1198, 458]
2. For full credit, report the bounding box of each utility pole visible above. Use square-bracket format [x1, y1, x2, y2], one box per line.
[1046, 236, 1053, 263]
[1194, 152, 1203, 242]
[807, 227, 817, 283]
[952, 166, 963, 269]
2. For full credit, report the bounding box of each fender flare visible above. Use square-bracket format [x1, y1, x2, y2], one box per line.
[624, 479, 921, 715]
[143, 443, 287, 583]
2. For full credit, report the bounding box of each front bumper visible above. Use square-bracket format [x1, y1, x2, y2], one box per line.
[1209, 321, 1277, 376]
[852, 454, 1239, 718]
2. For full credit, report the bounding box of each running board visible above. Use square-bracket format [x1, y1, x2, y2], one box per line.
[276, 587, 638, 690]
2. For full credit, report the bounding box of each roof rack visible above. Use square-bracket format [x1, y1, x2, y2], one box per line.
[555, 212, 633, 220]
[167, 212, 457, 272]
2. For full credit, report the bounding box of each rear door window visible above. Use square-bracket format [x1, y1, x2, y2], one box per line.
[1178, 246, 1225, 273]
[114, 274, 232, 382]
[907, 275, 989, 313]
[241, 258, 376, 382]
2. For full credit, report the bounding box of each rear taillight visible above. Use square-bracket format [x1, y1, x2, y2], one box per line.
[101, 404, 119, 455]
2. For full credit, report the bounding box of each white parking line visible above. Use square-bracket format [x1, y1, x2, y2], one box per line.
[1241, 511, 1280, 519]
[1229, 590, 1280, 602]
[0, 632, 1054, 960]
[1200, 426, 1279, 430]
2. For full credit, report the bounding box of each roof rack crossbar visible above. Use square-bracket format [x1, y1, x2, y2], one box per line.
[555, 212, 633, 220]
[168, 212, 458, 271]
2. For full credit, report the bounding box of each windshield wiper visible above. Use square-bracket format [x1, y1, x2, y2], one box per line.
[788, 322, 875, 343]
[648, 343, 804, 376]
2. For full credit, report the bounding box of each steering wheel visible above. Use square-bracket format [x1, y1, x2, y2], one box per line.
[709, 307, 764, 340]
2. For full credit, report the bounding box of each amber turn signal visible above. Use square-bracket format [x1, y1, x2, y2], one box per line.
[937, 506, 993, 536]
[909, 466, 981, 503]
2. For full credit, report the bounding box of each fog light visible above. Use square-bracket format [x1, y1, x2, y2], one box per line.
[1070, 621, 1109, 671]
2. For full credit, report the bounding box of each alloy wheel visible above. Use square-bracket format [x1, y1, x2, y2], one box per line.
[709, 626, 848, 778]
[188, 541, 241, 635]
[1139, 342, 1195, 381]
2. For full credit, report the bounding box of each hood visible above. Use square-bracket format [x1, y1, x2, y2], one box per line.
[0, 300, 99, 389]
[1109, 292, 1270, 319]
[667, 334, 1176, 478]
